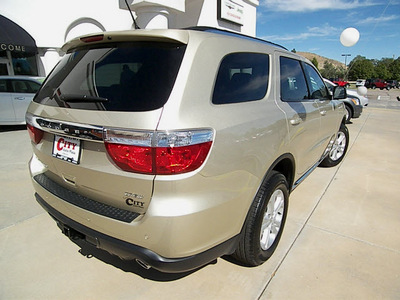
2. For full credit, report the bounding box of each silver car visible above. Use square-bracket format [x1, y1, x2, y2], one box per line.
[26, 28, 348, 273]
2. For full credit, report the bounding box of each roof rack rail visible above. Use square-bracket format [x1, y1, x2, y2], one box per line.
[184, 26, 287, 50]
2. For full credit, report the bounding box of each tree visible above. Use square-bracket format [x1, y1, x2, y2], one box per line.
[311, 57, 319, 70]
[320, 61, 337, 79]
[348, 56, 374, 80]
[375, 61, 390, 80]
[389, 58, 400, 80]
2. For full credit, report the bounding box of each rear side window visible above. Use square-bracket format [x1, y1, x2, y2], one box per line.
[212, 53, 269, 104]
[34, 42, 186, 112]
[12, 80, 41, 93]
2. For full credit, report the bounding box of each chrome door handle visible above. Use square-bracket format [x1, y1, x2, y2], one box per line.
[14, 97, 25, 100]
[320, 110, 327, 116]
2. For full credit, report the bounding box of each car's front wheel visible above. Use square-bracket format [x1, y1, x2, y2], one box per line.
[344, 105, 352, 123]
[232, 171, 289, 266]
[320, 123, 349, 167]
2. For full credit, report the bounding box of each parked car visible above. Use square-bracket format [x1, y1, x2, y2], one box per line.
[0, 76, 43, 125]
[387, 80, 399, 89]
[348, 89, 368, 106]
[331, 78, 349, 87]
[356, 79, 365, 87]
[324, 79, 363, 123]
[26, 27, 349, 273]
[365, 79, 389, 90]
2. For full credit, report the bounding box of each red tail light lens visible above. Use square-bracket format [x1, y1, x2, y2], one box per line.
[80, 34, 104, 43]
[105, 144, 154, 174]
[155, 142, 212, 174]
[104, 129, 213, 175]
[26, 114, 44, 144]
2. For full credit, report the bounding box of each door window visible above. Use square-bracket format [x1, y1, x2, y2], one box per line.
[303, 63, 329, 100]
[279, 57, 308, 102]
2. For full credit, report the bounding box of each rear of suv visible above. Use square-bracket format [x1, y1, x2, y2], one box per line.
[26, 27, 348, 273]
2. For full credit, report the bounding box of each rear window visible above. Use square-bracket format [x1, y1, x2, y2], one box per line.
[212, 53, 269, 104]
[34, 42, 186, 111]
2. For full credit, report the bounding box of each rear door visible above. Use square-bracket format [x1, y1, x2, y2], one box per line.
[28, 40, 187, 214]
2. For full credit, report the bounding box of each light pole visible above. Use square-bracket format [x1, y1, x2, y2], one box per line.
[342, 54, 351, 80]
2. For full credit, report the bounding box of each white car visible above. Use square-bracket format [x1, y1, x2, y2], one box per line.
[347, 88, 369, 106]
[0, 76, 43, 125]
[356, 79, 366, 87]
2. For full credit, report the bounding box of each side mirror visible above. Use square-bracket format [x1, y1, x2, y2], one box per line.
[333, 86, 347, 100]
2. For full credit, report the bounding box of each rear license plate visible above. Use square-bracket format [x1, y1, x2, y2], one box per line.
[52, 135, 81, 164]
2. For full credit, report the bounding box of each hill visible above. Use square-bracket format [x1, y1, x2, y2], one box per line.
[297, 52, 345, 69]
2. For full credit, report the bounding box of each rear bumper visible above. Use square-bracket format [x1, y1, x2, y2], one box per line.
[35, 193, 239, 273]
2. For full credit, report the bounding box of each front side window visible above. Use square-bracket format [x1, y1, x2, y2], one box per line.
[212, 53, 269, 104]
[34, 42, 186, 112]
[303, 63, 328, 100]
[280, 57, 308, 102]
[0, 79, 8, 92]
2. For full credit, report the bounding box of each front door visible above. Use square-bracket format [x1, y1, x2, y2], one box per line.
[275, 55, 322, 177]
[0, 79, 15, 123]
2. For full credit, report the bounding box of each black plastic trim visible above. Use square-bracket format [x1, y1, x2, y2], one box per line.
[34, 174, 139, 223]
[35, 193, 240, 273]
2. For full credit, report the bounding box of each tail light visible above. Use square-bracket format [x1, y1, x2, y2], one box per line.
[104, 129, 213, 175]
[26, 113, 44, 144]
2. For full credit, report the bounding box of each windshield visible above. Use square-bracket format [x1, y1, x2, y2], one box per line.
[34, 42, 186, 112]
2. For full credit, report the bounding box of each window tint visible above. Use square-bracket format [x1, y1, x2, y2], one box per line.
[280, 57, 308, 102]
[304, 63, 328, 99]
[212, 53, 269, 104]
[11, 80, 41, 93]
[0, 79, 8, 92]
[34, 42, 186, 112]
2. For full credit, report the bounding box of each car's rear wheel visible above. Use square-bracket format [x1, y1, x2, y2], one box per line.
[232, 171, 289, 266]
[320, 123, 349, 167]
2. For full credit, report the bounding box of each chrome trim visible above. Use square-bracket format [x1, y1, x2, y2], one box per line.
[28, 113, 104, 142]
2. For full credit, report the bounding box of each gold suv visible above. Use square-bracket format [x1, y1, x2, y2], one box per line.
[26, 27, 348, 273]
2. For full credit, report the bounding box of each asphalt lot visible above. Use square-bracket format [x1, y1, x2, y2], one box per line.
[1, 88, 400, 299]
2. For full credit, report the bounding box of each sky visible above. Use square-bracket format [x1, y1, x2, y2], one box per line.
[255, 0, 400, 64]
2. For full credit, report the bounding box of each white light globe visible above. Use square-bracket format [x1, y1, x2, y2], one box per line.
[357, 86, 367, 96]
[340, 27, 360, 47]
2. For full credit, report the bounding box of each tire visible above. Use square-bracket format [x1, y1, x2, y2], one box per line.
[320, 123, 349, 167]
[344, 105, 352, 123]
[232, 171, 289, 266]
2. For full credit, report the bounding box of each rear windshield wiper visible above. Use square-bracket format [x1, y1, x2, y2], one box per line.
[60, 94, 108, 103]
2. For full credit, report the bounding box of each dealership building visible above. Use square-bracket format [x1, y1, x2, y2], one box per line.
[0, 0, 259, 77]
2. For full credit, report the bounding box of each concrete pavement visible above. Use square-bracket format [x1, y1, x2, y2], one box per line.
[1, 90, 400, 299]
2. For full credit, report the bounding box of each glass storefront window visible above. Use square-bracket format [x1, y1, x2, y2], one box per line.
[0, 50, 38, 76]
[12, 52, 38, 76]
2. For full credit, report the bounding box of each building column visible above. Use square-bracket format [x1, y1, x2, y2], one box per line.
[135, 6, 170, 29]
[121, 0, 185, 29]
